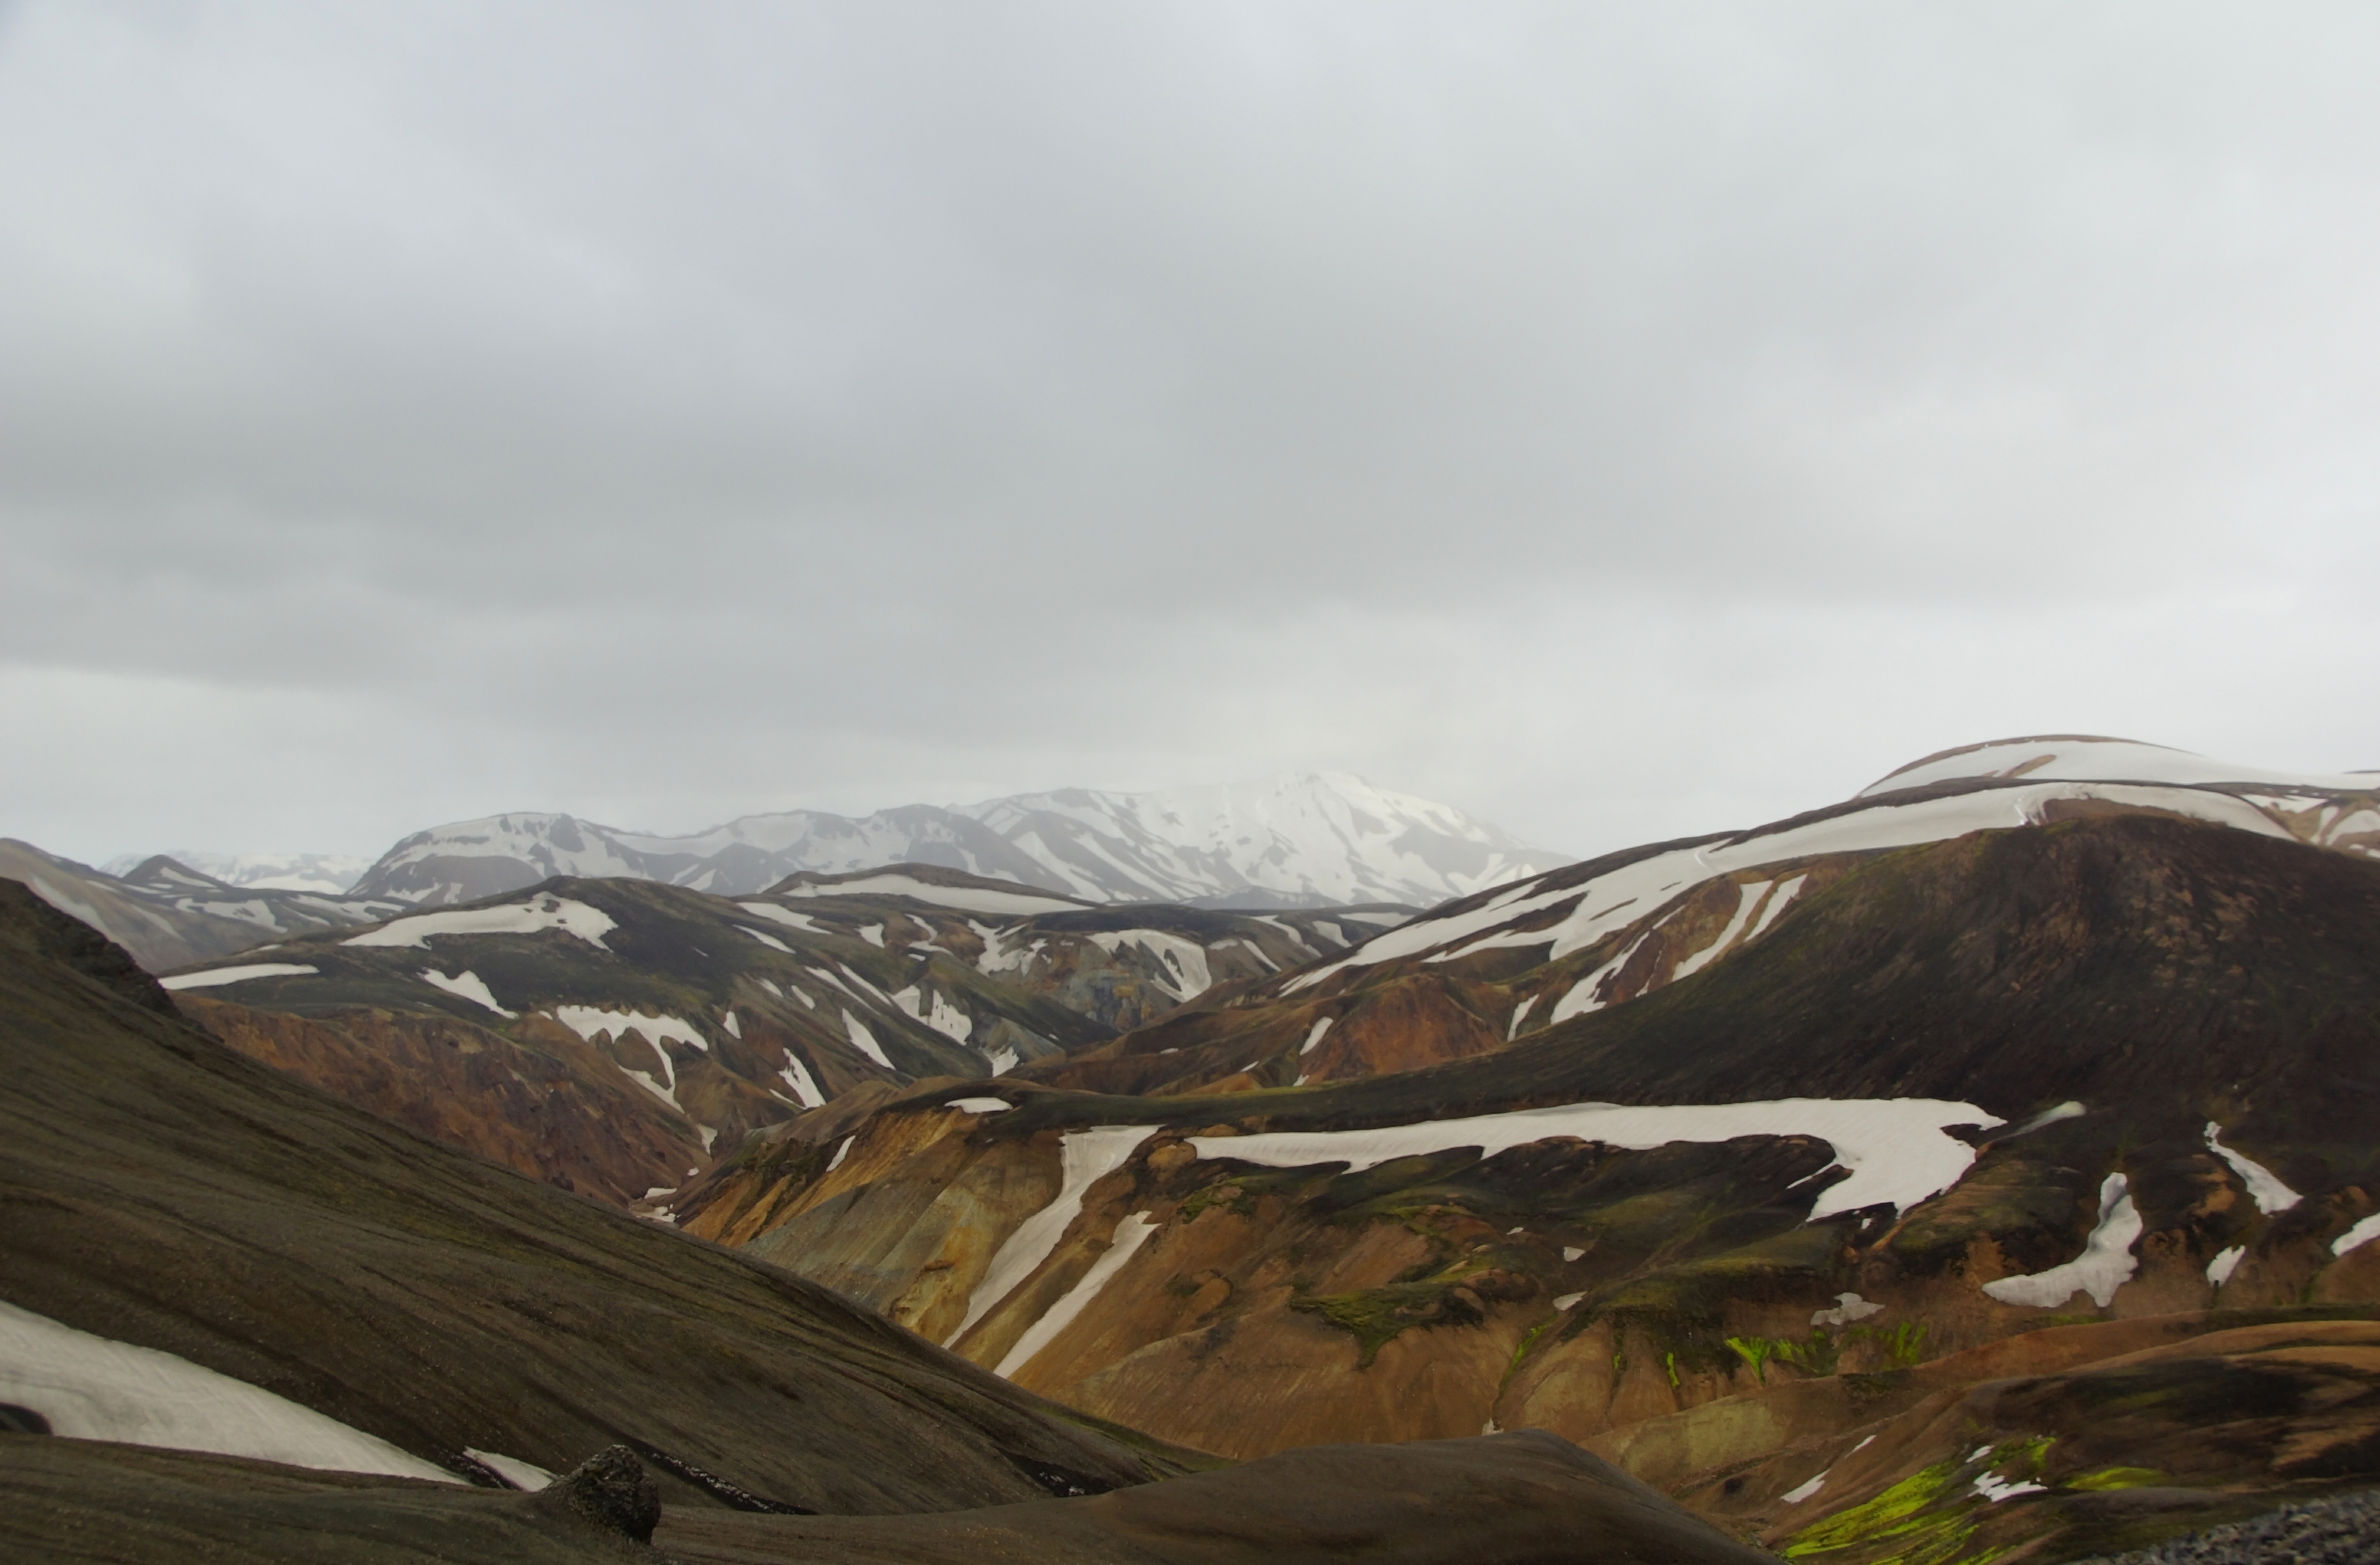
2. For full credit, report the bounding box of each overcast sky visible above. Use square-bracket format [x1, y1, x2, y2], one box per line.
[5, 2, 2378, 867]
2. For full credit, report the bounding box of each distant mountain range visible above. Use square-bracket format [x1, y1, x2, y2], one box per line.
[346, 772, 1569, 910]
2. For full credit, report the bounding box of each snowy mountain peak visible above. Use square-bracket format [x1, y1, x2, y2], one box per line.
[350, 773, 1570, 909]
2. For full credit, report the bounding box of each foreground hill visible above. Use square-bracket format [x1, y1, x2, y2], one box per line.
[347, 771, 1567, 908]
[155, 865, 1408, 1206]
[673, 774, 2380, 1560]
[0, 878, 1767, 1564]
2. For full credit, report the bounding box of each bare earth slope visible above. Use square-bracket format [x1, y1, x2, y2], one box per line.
[0, 878, 1172, 1513]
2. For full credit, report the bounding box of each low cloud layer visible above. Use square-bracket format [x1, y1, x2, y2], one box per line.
[5, 3, 2376, 865]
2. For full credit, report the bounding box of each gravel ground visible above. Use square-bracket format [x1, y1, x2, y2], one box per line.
[2077, 1490, 2380, 1565]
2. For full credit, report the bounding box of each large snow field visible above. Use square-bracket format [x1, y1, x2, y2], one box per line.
[1187, 1098, 2004, 1223]
[158, 963, 320, 991]
[0, 1299, 456, 1481]
[345, 896, 616, 950]
[950, 1126, 1155, 1345]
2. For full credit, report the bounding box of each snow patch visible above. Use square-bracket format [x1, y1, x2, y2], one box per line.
[826, 1135, 854, 1172]
[951, 1126, 1156, 1345]
[891, 984, 975, 1044]
[158, 963, 319, 991]
[419, 968, 515, 1017]
[1299, 1016, 1335, 1055]
[994, 1212, 1159, 1378]
[1088, 929, 1214, 1002]
[739, 925, 793, 952]
[1984, 1174, 2141, 1308]
[2332, 1214, 2380, 1256]
[946, 1097, 1012, 1114]
[721, 1010, 741, 1038]
[736, 903, 820, 933]
[2207, 1245, 2245, 1286]
[551, 1005, 707, 1053]
[0, 1299, 456, 1482]
[1669, 880, 1768, 982]
[346, 897, 615, 950]
[777, 1056, 824, 1108]
[1188, 1097, 2001, 1222]
[778, 874, 1083, 916]
[2207, 1122, 2302, 1214]
[842, 1010, 893, 1069]
[1812, 1292, 1884, 1327]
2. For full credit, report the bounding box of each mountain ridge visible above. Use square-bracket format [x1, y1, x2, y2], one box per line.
[348, 771, 1570, 910]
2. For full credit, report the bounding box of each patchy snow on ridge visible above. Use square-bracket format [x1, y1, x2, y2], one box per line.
[418, 968, 515, 1018]
[777, 874, 1083, 916]
[158, 963, 319, 991]
[1289, 779, 2297, 995]
[1188, 1097, 2001, 1222]
[842, 1010, 893, 1069]
[951, 1125, 1156, 1345]
[1863, 736, 2379, 799]
[891, 984, 974, 1044]
[777, 1057, 825, 1109]
[0, 1299, 456, 1481]
[345, 897, 615, 951]
[1984, 1174, 2141, 1308]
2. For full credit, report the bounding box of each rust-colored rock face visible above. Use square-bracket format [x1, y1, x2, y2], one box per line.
[181, 995, 702, 1205]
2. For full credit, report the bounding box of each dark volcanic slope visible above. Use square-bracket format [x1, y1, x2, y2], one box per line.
[1138, 814, 2380, 1147]
[2, 1428, 1776, 1565]
[0, 880, 1172, 1513]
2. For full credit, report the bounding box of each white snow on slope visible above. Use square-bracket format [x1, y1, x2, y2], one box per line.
[994, 1212, 1159, 1379]
[778, 1056, 825, 1108]
[740, 925, 793, 952]
[842, 1010, 893, 1069]
[1669, 880, 1768, 982]
[2206, 1246, 2245, 1286]
[950, 1126, 1156, 1345]
[778, 874, 1084, 916]
[2206, 1122, 2302, 1214]
[1089, 930, 1214, 1002]
[1289, 780, 2295, 995]
[1188, 1098, 2000, 1223]
[551, 1005, 708, 1054]
[1863, 736, 2379, 799]
[1984, 1174, 2141, 1308]
[0, 1299, 456, 1481]
[2332, 1214, 2380, 1257]
[891, 984, 974, 1044]
[419, 968, 515, 1018]
[737, 903, 820, 933]
[158, 963, 319, 991]
[945, 1097, 1012, 1114]
[345, 897, 615, 951]
[1299, 1016, 1335, 1054]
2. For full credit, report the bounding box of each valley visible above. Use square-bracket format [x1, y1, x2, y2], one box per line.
[6, 736, 2380, 1562]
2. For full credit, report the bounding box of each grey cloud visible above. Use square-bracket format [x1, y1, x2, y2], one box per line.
[3, 2, 2377, 865]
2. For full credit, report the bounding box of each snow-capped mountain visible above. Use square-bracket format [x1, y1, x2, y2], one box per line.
[347, 772, 1570, 909]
